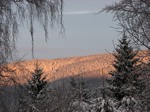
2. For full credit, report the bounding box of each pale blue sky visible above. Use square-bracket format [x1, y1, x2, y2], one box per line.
[17, 0, 119, 59]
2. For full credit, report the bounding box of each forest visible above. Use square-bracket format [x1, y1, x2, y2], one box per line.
[0, 0, 150, 112]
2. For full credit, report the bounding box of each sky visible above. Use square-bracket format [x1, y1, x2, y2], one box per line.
[17, 0, 119, 59]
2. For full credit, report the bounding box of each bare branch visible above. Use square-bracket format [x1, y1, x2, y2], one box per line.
[103, 0, 150, 50]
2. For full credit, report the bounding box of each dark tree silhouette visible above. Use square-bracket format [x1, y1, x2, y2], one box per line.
[27, 64, 47, 100]
[108, 34, 139, 100]
[19, 63, 47, 112]
[70, 77, 89, 101]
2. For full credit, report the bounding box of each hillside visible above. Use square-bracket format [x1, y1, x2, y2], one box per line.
[6, 50, 148, 84]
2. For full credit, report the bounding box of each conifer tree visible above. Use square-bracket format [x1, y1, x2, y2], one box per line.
[68, 77, 90, 111]
[70, 77, 88, 101]
[70, 77, 77, 94]
[19, 63, 47, 112]
[27, 63, 47, 101]
[108, 34, 140, 101]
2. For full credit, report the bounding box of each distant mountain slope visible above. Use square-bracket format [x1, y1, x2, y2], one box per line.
[7, 50, 148, 84]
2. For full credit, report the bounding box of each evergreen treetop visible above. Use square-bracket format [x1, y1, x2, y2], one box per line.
[27, 63, 47, 100]
[108, 34, 140, 101]
[112, 35, 139, 75]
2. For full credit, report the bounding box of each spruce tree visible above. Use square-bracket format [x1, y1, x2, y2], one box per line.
[19, 63, 47, 112]
[70, 77, 88, 101]
[27, 63, 47, 101]
[108, 34, 139, 101]
[69, 77, 90, 111]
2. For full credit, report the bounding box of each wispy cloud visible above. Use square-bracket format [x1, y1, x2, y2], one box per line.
[63, 11, 99, 15]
